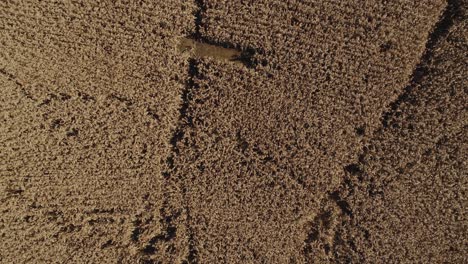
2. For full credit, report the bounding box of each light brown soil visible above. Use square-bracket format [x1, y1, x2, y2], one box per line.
[1, 0, 466, 263]
[177, 38, 244, 65]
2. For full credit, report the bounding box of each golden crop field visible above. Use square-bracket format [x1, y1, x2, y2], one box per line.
[1, 0, 466, 263]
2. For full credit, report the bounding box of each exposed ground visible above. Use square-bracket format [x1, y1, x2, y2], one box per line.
[1, 0, 466, 263]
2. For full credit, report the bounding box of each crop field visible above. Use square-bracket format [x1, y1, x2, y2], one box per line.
[1, 0, 466, 263]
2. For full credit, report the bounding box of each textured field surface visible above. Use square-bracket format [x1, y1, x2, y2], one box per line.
[335, 3, 467, 262]
[1, 0, 466, 263]
[1, 1, 194, 263]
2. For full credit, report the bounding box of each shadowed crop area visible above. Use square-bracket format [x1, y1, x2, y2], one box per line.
[1, 0, 466, 263]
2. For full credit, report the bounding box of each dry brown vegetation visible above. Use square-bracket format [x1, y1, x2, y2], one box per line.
[1, 0, 466, 263]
